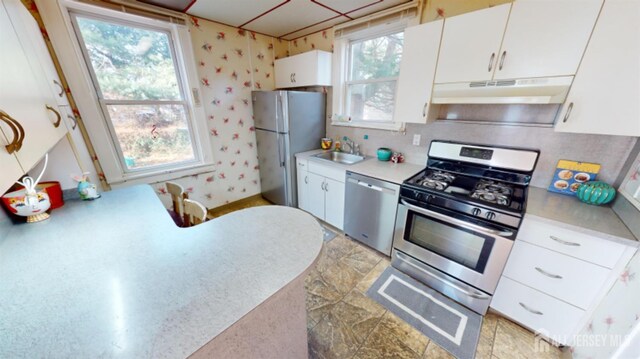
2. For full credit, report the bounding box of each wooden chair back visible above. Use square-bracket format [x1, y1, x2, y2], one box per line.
[166, 181, 188, 225]
[183, 198, 208, 227]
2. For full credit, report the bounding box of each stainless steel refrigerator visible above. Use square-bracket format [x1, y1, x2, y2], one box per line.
[252, 91, 325, 206]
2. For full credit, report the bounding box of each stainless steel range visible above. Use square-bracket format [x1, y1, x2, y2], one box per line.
[392, 140, 539, 315]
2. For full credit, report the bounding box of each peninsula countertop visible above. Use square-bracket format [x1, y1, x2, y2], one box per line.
[296, 149, 423, 185]
[0, 185, 323, 358]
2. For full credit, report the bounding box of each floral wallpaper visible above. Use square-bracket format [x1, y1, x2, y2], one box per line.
[622, 151, 640, 204]
[152, 0, 520, 211]
[572, 250, 640, 358]
[289, 29, 334, 55]
[151, 16, 277, 210]
[421, 0, 513, 22]
[273, 37, 290, 60]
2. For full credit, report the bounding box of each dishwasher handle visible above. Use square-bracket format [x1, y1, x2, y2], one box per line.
[357, 181, 383, 192]
[347, 177, 397, 195]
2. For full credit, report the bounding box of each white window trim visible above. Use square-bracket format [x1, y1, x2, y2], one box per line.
[34, 0, 213, 185]
[331, 19, 414, 131]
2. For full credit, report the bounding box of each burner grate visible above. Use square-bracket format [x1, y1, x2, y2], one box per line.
[470, 180, 513, 206]
[419, 171, 456, 191]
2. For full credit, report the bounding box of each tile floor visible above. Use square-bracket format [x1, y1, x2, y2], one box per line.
[305, 234, 566, 359]
[209, 197, 565, 359]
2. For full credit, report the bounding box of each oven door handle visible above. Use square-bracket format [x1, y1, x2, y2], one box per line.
[400, 200, 514, 238]
[395, 251, 491, 300]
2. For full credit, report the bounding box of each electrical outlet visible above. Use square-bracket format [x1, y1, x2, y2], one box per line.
[413, 134, 421, 146]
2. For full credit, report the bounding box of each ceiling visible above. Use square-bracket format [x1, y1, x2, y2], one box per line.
[139, 0, 410, 40]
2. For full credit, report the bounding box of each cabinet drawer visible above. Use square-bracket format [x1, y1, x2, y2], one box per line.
[491, 277, 584, 344]
[308, 161, 345, 183]
[518, 217, 626, 268]
[503, 241, 609, 309]
[296, 158, 308, 170]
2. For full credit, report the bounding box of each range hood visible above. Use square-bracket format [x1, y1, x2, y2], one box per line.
[431, 76, 573, 104]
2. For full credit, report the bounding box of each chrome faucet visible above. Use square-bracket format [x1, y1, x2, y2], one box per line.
[342, 137, 360, 156]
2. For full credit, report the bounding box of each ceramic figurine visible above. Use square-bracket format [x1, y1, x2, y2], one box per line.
[4, 154, 51, 223]
[73, 172, 101, 200]
[391, 152, 405, 163]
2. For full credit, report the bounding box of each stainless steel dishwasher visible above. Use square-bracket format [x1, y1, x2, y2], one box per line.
[344, 171, 400, 256]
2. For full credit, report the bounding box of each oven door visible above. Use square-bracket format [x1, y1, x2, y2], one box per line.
[393, 199, 515, 294]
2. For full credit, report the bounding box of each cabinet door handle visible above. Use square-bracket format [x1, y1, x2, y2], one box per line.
[422, 101, 428, 117]
[320, 181, 325, 191]
[488, 52, 496, 72]
[68, 114, 77, 130]
[498, 51, 507, 70]
[562, 102, 574, 123]
[304, 175, 308, 184]
[53, 79, 65, 97]
[0, 110, 25, 154]
[519, 302, 543, 315]
[46, 105, 62, 128]
[535, 267, 563, 279]
[550, 235, 580, 247]
[293, 73, 296, 83]
[324, 181, 329, 192]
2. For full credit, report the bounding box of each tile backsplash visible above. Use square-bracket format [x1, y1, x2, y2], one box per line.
[327, 118, 638, 189]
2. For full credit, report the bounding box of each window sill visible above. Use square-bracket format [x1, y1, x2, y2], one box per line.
[331, 121, 405, 132]
[108, 162, 216, 188]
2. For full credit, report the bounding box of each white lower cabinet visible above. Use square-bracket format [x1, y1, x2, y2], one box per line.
[492, 277, 585, 341]
[306, 172, 326, 221]
[502, 241, 609, 311]
[296, 159, 310, 213]
[491, 215, 637, 346]
[296, 157, 346, 230]
[323, 178, 345, 230]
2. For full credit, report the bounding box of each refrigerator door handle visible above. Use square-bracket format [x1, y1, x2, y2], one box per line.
[277, 92, 288, 134]
[278, 134, 285, 167]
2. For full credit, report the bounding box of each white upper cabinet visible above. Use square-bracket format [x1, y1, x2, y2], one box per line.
[0, 0, 68, 193]
[495, 0, 603, 80]
[554, 0, 640, 136]
[7, 0, 69, 107]
[435, 4, 511, 83]
[275, 50, 332, 88]
[393, 20, 444, 124]
[0, 128, 24, 193]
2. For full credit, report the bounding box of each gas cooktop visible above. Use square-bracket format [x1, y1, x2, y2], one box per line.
[399, 141, 540, 228]
[403, 168, 527, 214]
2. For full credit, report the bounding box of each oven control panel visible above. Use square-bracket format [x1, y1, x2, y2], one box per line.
[460, 147, 494, 160]
[400, 187, 521, 229]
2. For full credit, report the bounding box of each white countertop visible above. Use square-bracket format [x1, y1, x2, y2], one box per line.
[526, 186, 637, 243]
[294, 150, 636, 244]
[296, 149, 423, 185]
[0, 185, 323, 358]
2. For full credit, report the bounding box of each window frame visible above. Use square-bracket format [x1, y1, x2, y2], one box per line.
[332, 21, 411, 131]
[53, 0, 213, 185]
[344, 30, 403, 124]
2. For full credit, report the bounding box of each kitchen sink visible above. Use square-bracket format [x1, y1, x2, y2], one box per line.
[312, 151, 365, 165]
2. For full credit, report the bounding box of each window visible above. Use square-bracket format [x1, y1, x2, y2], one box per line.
[49, 1, 213, 185]
[331, 3, 418, 130]
[72, 13, 198, 172]
[346, 31, 404, 123]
